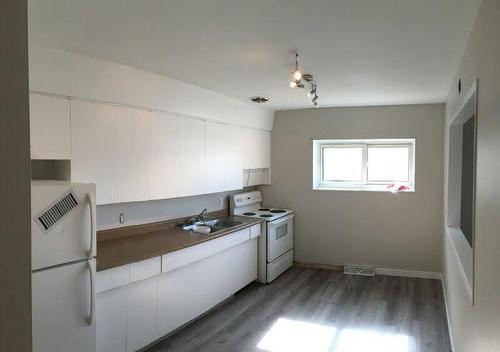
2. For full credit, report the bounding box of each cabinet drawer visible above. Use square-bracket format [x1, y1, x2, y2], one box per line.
[96, 264, 130, 294]
[130, 256, 161, 283]
[162, 228, 250, 273]
[250, 223, 261, 239]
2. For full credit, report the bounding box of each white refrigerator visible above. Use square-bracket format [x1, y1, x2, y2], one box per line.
[31, 180, 97, 352]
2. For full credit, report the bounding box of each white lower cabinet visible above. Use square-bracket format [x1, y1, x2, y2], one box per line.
[158, 238, 257, 336]
[96, 229, 260, 352]
[97, 287, 127, 352]
[126, 276, 159, 352]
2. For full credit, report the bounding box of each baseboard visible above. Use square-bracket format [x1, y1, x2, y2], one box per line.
[294, 262, 441, 280]
[441, 275, 456, 352]
[374, 268, 442, 280]
[293, 261, 344, 272]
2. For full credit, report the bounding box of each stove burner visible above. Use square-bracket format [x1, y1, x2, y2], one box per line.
[260, 214, 274, 218]
[259, 208, 270, 211]
[243, 212, 256, 216]
[270, 209, 286, 213]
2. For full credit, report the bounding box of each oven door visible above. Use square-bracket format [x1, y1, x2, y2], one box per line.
[267, 214, 294, 262]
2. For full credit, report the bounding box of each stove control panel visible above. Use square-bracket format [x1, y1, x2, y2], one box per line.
[232, 191, 262, 207]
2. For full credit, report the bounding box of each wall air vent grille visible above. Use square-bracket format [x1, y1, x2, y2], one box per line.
[37, 191, 78, 231]
[344, 264, 375, 276]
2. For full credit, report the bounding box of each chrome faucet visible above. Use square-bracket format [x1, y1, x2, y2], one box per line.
[192, 208, 208, 224]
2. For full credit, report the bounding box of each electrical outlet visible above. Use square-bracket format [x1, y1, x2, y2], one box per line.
[119, 213, 125, 224]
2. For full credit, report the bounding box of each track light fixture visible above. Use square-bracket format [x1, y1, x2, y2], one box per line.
[289, 52, 319, 107]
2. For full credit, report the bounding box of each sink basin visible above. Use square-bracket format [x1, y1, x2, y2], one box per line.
[186, 218, 243, 235]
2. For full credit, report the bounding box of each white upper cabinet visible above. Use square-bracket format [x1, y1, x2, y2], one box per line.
[113, 106, 151, 203]
[150, 112, 183, 200]
[225, 125, 244, 191]
[241, 128, 271, 170]
[71, 100, 115, 205]
[179, 118, 206, 197]
[205, 122, 227, 194]
[29, 93, 71, 160]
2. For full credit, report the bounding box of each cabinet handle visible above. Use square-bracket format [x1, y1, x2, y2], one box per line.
[87, 258, 96, 326]
[88, 193, 96, 257]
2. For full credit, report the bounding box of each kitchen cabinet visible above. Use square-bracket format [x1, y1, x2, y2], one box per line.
[71, 100, 115, 205]
[205, 121, 228, 194]
[150, 111, 183, 200]
[97, 288, 127, 352]
[179, 118, 206, 197]
[29, 93, 71, 160]
[241, 128, 271, 170]
[158, 236, 258, 337]
[96, 227, 260, 351]
[225, 124, 244, 191]
[205, 122, 243, 193]
[114, 106, 151, 203]
[127, 276, 159, 352]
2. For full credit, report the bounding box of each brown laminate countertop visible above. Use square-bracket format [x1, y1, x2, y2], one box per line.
[97, 215, 263, 271]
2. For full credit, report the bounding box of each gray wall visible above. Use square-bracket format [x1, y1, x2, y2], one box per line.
[0, 0, 32, 350]
[260, 104, 444, 272]
[442, 0, 500, 350]
[98, 188, 255, 229]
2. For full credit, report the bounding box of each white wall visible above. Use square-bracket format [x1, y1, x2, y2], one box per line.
[0, 1, 32, 350]
[29, 46, 274, 131]
[442, 0, 500, 351]
[260, 104, 444, 273]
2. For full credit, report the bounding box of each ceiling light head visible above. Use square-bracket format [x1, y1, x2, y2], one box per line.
[292, 69, 302, 81]
[290, 80, 297, 88]
[302, 74, 314, 82]
[249, 96, 269, 103]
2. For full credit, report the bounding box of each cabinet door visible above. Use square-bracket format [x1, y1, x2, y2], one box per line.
[225, 125, 243, 191]
[114, 106, 150, 203]
[241, 128, 271, 170]
[30, 93, 71, 159]
[127, 277, 159, 352]
[257, 130, 271, 169]
[97, 288, 127, 352]
[150, 112, 183, 200]
[179, 118, 205, 197]
[205, 121, 227, 194]
[71, 100, 115, 205]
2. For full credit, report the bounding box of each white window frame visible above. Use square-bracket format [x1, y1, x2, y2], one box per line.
[313, 138, 415, 192]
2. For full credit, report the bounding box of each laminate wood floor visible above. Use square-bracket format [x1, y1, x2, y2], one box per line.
[146, 267, 451, 352]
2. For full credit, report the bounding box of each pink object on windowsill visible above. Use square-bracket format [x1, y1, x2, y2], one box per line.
[387, 183, 410, 193]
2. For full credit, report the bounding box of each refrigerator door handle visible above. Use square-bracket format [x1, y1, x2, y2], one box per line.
[88, 193, 96, 257]
[87, 258, 96, 326]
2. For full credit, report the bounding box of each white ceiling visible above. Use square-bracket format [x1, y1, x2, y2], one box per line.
[28, 0, 480, 110]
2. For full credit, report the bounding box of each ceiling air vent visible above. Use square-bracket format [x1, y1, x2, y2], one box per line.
[249, 96, 269, 103]
[36, 191, 79, 232]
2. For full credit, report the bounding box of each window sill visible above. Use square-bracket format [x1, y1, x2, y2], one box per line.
[313, 185, 415, 193]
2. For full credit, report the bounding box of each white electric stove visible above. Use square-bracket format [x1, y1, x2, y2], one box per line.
[231, 191, 294, 283]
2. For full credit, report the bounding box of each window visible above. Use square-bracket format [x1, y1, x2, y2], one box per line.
[313, 139, 415, 191]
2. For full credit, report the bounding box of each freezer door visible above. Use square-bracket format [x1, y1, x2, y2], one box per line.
[31, 181, 96, 270]
[32, 259, 96, 352]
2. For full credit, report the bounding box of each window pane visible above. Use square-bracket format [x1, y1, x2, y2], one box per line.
[323, 147, 363, 181]
[367, 146, 409, 182]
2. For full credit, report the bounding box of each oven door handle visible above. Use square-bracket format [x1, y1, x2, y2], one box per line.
[268, 214, 294, 227]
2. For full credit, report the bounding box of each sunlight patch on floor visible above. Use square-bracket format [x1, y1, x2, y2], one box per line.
[335, 328, 411, 352]
[257, 318, 337, 352]
[257, 318, 412, 352]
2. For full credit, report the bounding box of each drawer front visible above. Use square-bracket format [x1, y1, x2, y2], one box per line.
[250, 223, 261, 239]
[162, 228, 250, 273]
[96, 264, 130, 294]
[130, 256, 161, 283]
